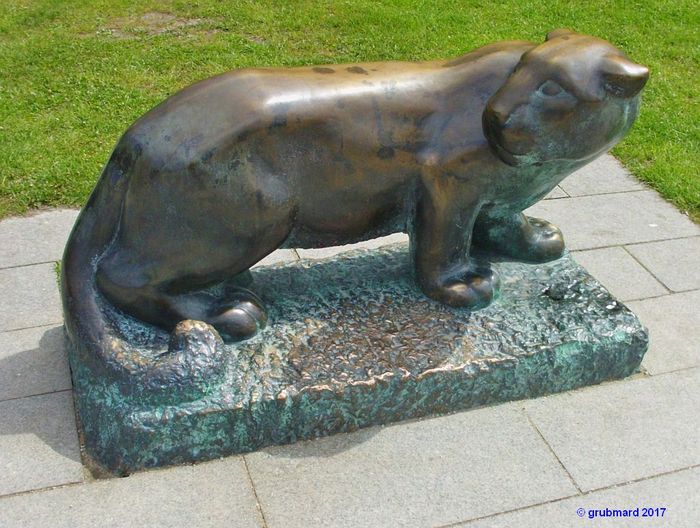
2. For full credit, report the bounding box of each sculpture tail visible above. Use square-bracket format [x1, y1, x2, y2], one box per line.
[61, 149, 129, 376]
[61, 143, 225, 400]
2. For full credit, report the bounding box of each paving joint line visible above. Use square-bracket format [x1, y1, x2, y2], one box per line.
[621, 245, 672, 294]
[624, 286, 699, 303]
[544, 194, 569, 200]
[623, 292, 672, 303]
[582, 463, 700, 495]
[0, 321, 65, 334]
[0, 388, 72, 405]
[437, 463, 700, 527]
[0, 259, 59, 272]
[242, 455, 270, 528]
[625, 234, 700, 249]
[435, 492, 583, 528]
[666, 285, 700, 294]
[642, 364, 699, 378]
[522, 408, 583, 493]
[0, 478, 85, 502]
[0, 321, 64, 336]
[558, 187, 646, 198]
[569, 188, 656, 199]
[568, 233, 700, 254]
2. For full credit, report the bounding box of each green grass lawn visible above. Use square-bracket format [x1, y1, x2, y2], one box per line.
[1, 0, 698, 220]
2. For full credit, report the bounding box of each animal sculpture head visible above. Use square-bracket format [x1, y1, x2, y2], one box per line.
[483, 29, 649, 167]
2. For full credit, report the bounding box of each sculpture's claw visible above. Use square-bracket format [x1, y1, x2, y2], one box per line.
[423, 267, 500, 310]
[521, 216, 565, 262]
[209, 289, 267, 341]
[474, 214, 564, 263]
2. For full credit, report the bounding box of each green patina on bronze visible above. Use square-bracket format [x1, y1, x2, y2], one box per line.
[61, 31, 649, 389]
[69, 246, 648, 475]
[60, 30, 650, 475]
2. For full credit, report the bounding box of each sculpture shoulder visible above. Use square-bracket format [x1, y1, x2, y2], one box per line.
[414, 42, 538, 168]
[442, 40, 536, 68]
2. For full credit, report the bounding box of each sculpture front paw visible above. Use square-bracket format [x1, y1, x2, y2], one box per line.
[475, 215, 564, 263]
[521, 217, 565, 262]
[208, 289, 268, 342]
[421, 268, 499, 309]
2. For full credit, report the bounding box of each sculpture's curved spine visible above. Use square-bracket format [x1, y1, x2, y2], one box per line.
[61, 144, 225, 399]
[62, 147, 129, 375]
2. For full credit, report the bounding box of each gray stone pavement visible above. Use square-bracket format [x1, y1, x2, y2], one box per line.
[0, 154, 698, 527]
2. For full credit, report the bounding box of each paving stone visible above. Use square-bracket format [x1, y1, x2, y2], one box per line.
[462, 466, 700, 528]
[0, 209, 78, 269]
[544, 186, 568, 199]
[245, 404, 577, 528]
[0, 263, 63, 332]
[0, 391, 83, 496]
[0, 458, 263, 528]
[252, 248, 299, 268]
[629, 290, 700, 375]
[571, 247, 667, 301]
[527, 191, 700, 251]
[559, 155, 645, 197]
[0, 325, 71, 401]
[523, 368, 700, 492]
[625, 237, 700, 292]
[296, 232, 409, 259]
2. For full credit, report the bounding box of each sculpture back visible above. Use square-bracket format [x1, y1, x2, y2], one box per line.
[61, 30, 648, 398]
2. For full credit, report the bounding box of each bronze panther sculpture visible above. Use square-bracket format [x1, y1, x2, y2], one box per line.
[62, 29, 648, 381]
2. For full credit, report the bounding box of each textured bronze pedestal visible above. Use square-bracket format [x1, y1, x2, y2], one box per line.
[70, 245, 648, 475]
[62, 30, 650, 475]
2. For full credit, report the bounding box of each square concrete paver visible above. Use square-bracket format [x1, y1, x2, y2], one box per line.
[524, 368, 700, 492]
[571, 247, 667, 301]
[0, 458, 263, 528]
[630, 290, 700, 375]
[462, 466, 700, 528]
[526, 191, 699, 251]
[296, 232, 409, 260]
[0, 325, 71, 401]
[544, 186, 568, 199]
[0, 263, 63, 332]
[558, 155, 645, 197]
[0, 209, 77, 269]
[245, 404, 577, 528]
[252, 249, 299, 268]
[0, 391, 83, 496]
[625, 237, 700, 292]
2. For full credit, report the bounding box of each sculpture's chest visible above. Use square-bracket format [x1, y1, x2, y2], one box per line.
[485, 159, 582, 210]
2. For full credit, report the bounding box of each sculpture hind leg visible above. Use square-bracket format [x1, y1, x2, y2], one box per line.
[95, 156, 297, 341]
[96, 247, 270, 342]
[472, 210, 565, 263]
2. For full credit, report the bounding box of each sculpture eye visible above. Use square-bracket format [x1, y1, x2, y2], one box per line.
[540, 80, 564, 97]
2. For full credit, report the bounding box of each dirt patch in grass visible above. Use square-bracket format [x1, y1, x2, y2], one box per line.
[245, 34, 267, 45]
[95, 11, 215, 39]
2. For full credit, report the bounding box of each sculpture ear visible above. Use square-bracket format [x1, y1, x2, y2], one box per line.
[545, 28, 574, 41]
[601, 55, 649, 97]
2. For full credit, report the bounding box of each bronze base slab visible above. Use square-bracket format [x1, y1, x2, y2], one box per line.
[68, 245, 648, 475]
